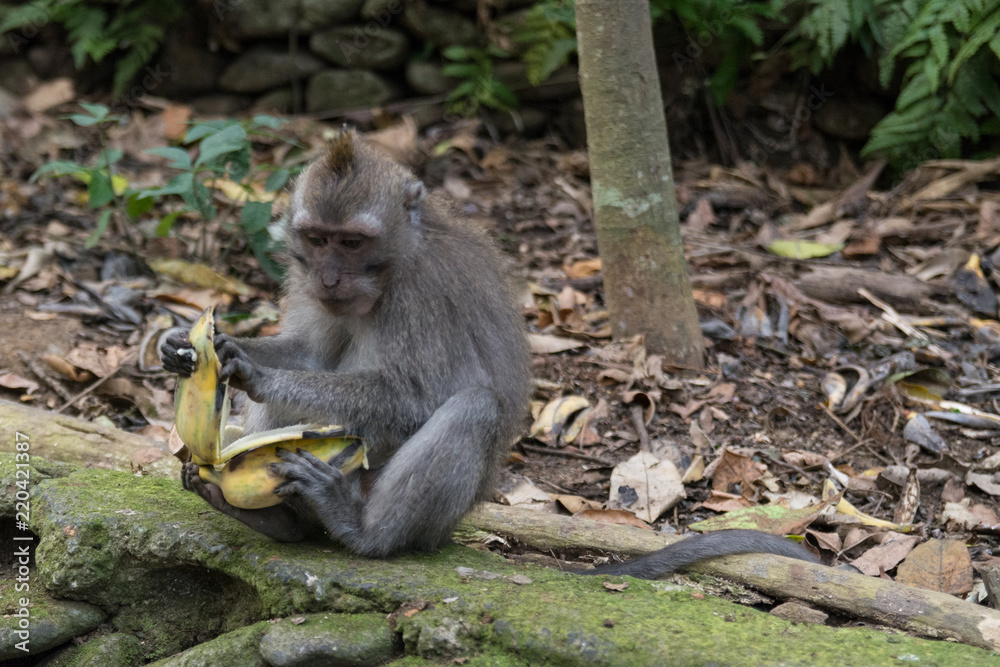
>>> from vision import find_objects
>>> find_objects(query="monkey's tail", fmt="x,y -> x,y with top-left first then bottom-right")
581,529 -> 822,579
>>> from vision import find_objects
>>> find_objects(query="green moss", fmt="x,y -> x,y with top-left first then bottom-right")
25,466 -> 1000,666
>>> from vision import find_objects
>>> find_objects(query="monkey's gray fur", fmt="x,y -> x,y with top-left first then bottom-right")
162,130 -> 826,576
164,129 -> 530,557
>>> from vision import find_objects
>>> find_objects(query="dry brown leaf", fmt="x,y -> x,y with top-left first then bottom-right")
602,581 -> 629,592
701,491 -> 753,512
63,343 -> 129,379
527,333 -> 585,354
366,116 -> 417,164
942,500 -> 999,530
564,258 -> 601,279
782,450 -> 827,468
686,198 -> 716,231
850,532 -> 920,576
609,451 -> 684,523
805,529 -> 842,553
895,538 -> 974,595
24,78 -> 75,112
711,449 -> 767,493
0,372 -> 39,395
574,509 -> 652,530
553,494 -> 602,514
161,104 -> 192,141
501,479 -> 553,511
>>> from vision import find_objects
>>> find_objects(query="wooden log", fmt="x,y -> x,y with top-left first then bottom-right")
0,399 -> 178,479
462,503 -> 1000,652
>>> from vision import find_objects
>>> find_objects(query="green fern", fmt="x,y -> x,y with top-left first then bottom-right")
863,0 -> 1000,167
1,0 -> 180,96
516,0 -> 576,86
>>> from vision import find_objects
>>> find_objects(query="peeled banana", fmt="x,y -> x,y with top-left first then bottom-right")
171,307 -> 366,509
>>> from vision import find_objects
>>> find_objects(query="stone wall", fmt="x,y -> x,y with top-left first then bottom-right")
0,0 -> 581,125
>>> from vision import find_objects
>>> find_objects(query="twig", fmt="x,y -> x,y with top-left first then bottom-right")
629,404 -> 651,452
519,442 -> 611,466
17,351 -> 73,401
821,404 -> 861,443
56,351 -> 135,413
857,287 -> 950,360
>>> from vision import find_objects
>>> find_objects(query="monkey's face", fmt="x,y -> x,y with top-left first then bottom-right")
293,223 -> 389,317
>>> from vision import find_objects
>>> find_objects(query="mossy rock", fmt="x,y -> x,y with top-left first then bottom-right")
15,459 -> 1000,665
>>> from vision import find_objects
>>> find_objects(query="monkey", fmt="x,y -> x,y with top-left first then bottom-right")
161,129 -> 826,577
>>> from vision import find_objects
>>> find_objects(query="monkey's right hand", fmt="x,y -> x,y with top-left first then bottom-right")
159,329 -> 196,377
216,335 -> 268,403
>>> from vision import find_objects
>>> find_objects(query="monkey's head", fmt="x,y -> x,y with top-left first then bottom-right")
285,129 -> 425,317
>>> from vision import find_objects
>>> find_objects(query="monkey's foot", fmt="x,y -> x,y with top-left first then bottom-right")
181,461 -> 229,511
272,448 -> 363,542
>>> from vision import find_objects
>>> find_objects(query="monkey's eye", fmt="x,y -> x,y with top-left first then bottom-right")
340,237 -> 364,250
306,235 -> 327,247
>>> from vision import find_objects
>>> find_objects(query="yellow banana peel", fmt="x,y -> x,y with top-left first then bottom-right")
173,307 -> 227,464
172,307 -> 367,509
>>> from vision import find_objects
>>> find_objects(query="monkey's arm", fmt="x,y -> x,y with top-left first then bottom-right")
216,338 -> 423,438
582,530 -> 821,578
216,334 -> 315,371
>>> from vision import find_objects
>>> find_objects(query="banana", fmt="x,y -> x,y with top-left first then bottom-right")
198,426 -> 366,509
172,307 -> 367,510
173,307 -> 227,464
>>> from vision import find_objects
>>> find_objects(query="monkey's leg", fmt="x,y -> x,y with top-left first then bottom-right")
181,462 -> 306,542
274,387 -> 500,557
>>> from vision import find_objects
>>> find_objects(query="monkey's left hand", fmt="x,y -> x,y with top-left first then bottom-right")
216,335 -> 269,402
271,447 -> 364,542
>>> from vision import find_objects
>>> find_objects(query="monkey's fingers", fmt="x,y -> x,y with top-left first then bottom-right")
160,331 -> 196,376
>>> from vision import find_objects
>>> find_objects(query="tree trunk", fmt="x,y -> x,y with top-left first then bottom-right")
575,0 -> 703,366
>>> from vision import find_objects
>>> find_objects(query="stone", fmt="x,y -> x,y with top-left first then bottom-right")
403,0 -> 479,47
189,94 -> 250,116
149,623 -> 269,667
494,61 -> 579,102
253,88 -> 297,114
225,0 -> 364,40
405,61 -> 455,96
359,0 -> 404,22
153,22 -> 227,97
306,69 -> 396,113
813,96 -> 888,140
488,106 -> 548,137
0,597 -> 105,661
259,614 -> 398,666
0,58 -> 38,96
310,25 -> 409,70
219,49 -> 326,94
58,633 -> 144,667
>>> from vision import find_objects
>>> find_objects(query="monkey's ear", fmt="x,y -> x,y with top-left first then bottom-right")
403,180 -> 426,226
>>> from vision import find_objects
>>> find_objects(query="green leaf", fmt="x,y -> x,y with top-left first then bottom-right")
31,161 -> 86,182
195,124 -> 248,168
767,239 -> 845,259
442,45 -> 470,61
85,210 -> 113,248
97,149 -> 123,168
146,147 -> 193,170
265,168 -> 291,192
78,101 -> 110,119
155,211 -> 183,237
88,171 -> 115,208
240,201 -> 273,235
125,192 -> 156,220
250,115 -> 285,130
185,121 -> 230,143
147,172 -> 195,197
